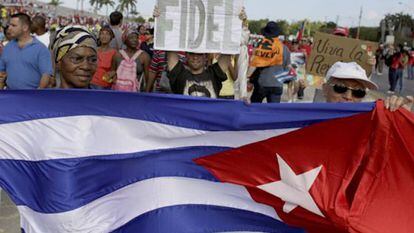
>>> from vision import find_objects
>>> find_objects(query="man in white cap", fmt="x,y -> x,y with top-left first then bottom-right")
322,61 -> 413,111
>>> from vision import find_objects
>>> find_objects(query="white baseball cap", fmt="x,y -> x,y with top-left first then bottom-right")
325,62 -> 378,90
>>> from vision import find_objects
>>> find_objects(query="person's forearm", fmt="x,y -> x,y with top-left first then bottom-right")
228,61 -> 237,81
167,52 -> 179,71
0,72 -> 7,90
247,66 -> 256,78
48,75 -> 56,88
38,74 -> 51,89
146,71 -> 157,92
143,69 -> 149,90
217,55 -> 231,73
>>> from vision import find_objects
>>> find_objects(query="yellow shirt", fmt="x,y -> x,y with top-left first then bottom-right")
1,9 -> 7,19
219,69 -> 235,97
215,56 -> 235,97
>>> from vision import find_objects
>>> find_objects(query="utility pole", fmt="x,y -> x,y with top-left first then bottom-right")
356,6 -> 363,39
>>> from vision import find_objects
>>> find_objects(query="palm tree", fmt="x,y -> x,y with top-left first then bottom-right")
117,0 -> 137,18
385,13 -> 414,32
89,0 -> 101,11
383,13 -> 414,44
48,0 -> 63,16
48,0 -> 63,7
100,0 -> 115,16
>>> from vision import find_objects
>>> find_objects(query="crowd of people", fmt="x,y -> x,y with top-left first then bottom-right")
1,3 -> 107,33
375,43 -> 414,94
0,6 -> 413,111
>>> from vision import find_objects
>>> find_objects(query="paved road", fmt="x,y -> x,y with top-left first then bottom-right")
0,190 -> 19,233
371,68 -> 414,97
1,68 -> 413,231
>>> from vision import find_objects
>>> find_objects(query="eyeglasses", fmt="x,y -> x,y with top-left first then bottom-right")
66,55 -> 98,65
329,84 -> 367,98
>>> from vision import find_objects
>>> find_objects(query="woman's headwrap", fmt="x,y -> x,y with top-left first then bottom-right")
122,28 -> 139,43
51,25 -> 97,64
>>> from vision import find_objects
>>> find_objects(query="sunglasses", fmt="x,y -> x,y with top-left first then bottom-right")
66,54 -> 98,65
330,84 -> 367,98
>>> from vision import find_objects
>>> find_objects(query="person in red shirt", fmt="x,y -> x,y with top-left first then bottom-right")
299,39 -> 312,58
408,48 -> 414,80
138,25 -> 148,44
90,26 -> 118,90
389,44 -> 408,93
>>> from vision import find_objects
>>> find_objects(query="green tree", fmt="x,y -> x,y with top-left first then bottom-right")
349,27 -> 380,41
48,0 -> 63,15
248,19 -> 269,35
89,0 -> 100,10
383,12 -> 414,44
275,20 -> 290,35
48,0 -> 63,7
89,0 -> 101,13
289,21 -> 302,35
384,12 -> 414,32
100,0 -> 115,16
117,0 -> 137,18
247,19 -> 289,36
134,15 -> 146,24
318,21 -> 337,34
307,21 -> 326,37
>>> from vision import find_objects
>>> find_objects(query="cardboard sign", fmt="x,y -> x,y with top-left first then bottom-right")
154,0 -> 243,54
307,32 -> 378,77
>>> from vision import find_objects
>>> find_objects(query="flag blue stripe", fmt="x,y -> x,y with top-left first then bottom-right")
0,146 -> 227,213
0,90 -> 375,131
112,205 -> 305,233
0,91 -> 376,233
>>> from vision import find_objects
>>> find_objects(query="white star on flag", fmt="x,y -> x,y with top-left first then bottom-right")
257,154 -> 325,217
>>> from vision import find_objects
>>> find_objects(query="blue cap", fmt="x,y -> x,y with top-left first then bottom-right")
261,21 -> 280,38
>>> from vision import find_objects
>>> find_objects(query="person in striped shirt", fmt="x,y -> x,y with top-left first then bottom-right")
145,50 -> 186,93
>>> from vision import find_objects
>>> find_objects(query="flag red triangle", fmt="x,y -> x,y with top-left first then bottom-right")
196,102 -> 414,233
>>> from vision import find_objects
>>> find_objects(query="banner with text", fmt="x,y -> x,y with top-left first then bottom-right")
154,0 -> 244,54
307,32 -> 378,77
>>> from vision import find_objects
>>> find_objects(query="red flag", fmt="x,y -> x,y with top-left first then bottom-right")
196,102 -> 414,233
296,21 -> 305,41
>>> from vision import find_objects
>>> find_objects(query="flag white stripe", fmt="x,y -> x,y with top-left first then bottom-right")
0,116 -> 296,161
18,177 -> 279,233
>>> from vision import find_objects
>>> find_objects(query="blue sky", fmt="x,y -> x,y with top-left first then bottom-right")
42,0 -> 414,27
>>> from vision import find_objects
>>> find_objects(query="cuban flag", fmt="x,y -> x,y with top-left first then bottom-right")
0,90 -> 413,233
274,68 -> 297,83
296,21 -> 306,42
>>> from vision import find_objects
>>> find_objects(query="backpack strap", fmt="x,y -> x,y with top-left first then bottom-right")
119,50 -> 130,60
131,50 -> 143,61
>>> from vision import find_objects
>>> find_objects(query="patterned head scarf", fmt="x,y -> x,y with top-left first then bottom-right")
122,28 -> 139,43
51,25 -> 97,64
